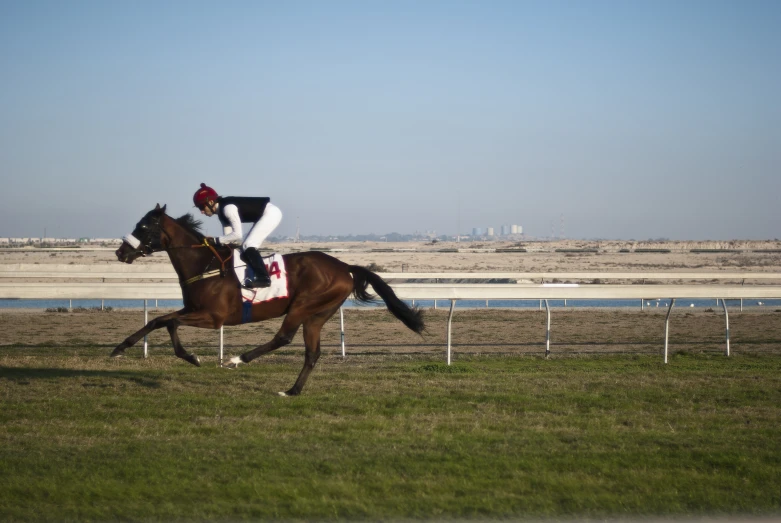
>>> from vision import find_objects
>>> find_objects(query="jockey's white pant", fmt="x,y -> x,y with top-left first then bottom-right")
243,202 -> 282,251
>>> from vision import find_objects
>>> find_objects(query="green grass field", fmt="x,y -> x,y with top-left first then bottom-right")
1,344 -> 780,521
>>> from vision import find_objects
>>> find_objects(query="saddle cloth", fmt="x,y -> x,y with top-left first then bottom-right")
233,251 -> 289,304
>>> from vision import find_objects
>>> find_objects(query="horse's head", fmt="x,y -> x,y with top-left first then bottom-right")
116,204 -> 169,263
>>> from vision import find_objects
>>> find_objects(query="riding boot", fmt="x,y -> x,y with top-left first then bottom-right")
242,247 -> 271,288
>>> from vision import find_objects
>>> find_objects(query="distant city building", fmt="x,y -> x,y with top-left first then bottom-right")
493,224 -> 524,237
472,227 -> 483,237
9,238 -> 39,244
91,238 -> 122,244
41,238 -> 79,244
487,227 -> 494,237
0,237 -> 123,246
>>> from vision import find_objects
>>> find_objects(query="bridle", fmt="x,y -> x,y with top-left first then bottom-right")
123,214 -> 233,285
123,217 -> 164,256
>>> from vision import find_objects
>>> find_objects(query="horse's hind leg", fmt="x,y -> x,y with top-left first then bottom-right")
282,308 -> 337,397
224,314 -> 303,368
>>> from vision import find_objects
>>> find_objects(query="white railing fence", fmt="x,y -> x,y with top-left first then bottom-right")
2,265 -> 781,364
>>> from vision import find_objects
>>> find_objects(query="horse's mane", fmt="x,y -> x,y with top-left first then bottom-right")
174,213 -> 206,240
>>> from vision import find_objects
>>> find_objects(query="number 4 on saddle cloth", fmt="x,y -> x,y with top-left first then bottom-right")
233,250 -> 289,310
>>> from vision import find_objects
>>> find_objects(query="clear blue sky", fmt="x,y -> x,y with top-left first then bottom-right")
1,0 -> 779,240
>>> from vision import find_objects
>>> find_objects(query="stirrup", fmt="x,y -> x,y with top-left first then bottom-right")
243,276 -> 271,289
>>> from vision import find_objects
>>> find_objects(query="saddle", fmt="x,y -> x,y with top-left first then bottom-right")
232,250 -> 289,304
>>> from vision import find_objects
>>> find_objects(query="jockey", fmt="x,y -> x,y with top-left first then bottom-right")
192,183 -> 282,288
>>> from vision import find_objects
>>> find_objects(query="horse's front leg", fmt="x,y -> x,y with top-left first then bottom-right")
166,310 -> 226,365
112,309 -> 221,366
111,310 -> 184,357
166,322 -> 201,367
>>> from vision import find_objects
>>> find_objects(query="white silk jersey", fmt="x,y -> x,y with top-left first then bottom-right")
216,202 -> 283,251
216,204 -> 243,245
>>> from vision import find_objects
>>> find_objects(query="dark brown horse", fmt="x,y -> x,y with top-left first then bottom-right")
113,204 -> 424,395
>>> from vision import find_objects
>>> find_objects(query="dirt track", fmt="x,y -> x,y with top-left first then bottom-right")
3,306 -> 780,364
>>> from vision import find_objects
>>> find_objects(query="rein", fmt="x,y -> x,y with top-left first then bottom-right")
183,269 -> 222,286
174,238 -> 233,286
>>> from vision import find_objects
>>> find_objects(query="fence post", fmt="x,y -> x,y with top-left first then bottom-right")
340,307 -> 346,358
721,299 -> 730,357
545,299 -> 551,358
143,299 -> 148,358
664,299 -> 676,364
219,326 -> 224,365
447,300 -> 456,365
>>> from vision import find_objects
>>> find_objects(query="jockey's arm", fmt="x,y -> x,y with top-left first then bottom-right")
215,204 -> 244,246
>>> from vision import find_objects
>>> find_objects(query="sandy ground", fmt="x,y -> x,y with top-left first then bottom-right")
3,239 -> 781,273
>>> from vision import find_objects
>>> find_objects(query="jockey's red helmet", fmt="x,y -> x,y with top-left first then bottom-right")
193,183 -> 218,208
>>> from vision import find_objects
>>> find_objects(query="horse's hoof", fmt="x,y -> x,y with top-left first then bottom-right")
187,354 -> 201,367
277,391 -> 289,397
110,350 -> 124,358
221,356 -> 242,369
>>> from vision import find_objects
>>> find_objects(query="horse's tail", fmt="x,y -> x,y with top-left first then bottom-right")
348,265 -> 425,334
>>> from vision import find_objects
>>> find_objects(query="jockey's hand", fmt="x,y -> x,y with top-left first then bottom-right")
205,236 -> 216,245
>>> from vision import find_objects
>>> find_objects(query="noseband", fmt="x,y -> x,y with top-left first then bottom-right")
123,217 -> 232,284
124,216 -> 166,256
122,233 -> 154,256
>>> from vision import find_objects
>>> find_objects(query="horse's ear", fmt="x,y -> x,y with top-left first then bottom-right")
154,203 -> 167,212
